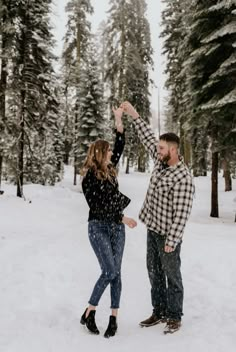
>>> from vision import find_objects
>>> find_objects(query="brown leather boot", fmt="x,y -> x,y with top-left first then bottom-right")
140,313 -> 166,327
163,319 -> 181,334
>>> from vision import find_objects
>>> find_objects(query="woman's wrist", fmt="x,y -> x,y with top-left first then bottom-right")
115,118 -> 123,127
116,121 -> 124,133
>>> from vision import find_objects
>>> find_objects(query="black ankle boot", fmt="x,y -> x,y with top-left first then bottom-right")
80,309 -> 100,335
104,315 -> 118,338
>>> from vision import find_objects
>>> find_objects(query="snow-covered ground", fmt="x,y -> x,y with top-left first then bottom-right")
0,166 -> 235,352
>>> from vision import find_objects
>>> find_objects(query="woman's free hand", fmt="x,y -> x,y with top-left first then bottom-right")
122,216 -> 137,229
112,106 -> 124,133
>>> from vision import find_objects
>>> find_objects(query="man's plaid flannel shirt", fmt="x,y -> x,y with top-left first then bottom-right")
134,117 -> 194,250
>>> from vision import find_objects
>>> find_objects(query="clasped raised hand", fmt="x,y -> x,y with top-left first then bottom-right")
120,101 -> 139,120
112,106 -> 124,133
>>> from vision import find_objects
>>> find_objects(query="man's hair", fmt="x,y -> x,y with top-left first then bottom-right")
159,133 -> 180,147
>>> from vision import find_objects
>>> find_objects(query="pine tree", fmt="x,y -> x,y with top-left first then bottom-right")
27,80 -> 63,186
76,41 -> 106,169
200,0 -> 236,194
105,0 -> 153,172
59,72 -> 74,165
95,21 -> 112,140
0,0 -> 15,188
62,0 -> 93,185
3,0 -> 62,196
96,20 -> 107,95
161,0 -> 192,167
183,0 -> 236,216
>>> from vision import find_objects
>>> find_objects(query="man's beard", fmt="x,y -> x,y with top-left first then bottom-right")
159,151 -> 171,164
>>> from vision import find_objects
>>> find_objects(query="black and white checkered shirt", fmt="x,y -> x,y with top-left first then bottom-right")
134,118 -> 194,249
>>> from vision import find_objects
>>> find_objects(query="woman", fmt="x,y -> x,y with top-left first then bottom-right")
80,106 -> 137,338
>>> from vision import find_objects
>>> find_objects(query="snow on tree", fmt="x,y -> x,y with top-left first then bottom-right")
0,0 -> 63,196
161,0 -> 193,167
76,40 -> 106,169
183,0 -> 236,215
62,0 -> 93,185
104,0 -> 153,172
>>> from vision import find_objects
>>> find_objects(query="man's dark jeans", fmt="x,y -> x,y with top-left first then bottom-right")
88,220 -> 125,309
147,230 -> 183,321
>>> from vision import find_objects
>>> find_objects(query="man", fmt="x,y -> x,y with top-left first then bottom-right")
121,101 -> 194,334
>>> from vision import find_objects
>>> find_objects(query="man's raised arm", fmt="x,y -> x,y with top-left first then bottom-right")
121,101 -> 158,161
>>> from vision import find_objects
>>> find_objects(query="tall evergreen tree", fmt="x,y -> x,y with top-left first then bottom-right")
3,0 -> 62,196
161,0 -> 236,217
183,0 -> 236,216
0,0 -> 15,188
96,20 -> 107,94
62,0 -> 93,185
59,72 -> 74,165
76,41 -> 106,169
161,0 -> 193,167
105,0 -> 153,172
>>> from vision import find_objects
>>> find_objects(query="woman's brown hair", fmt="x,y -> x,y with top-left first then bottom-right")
81,140 -> 117,181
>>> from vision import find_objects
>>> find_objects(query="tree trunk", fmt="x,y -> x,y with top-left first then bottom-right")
137,144 -> 146,172
73,98 -> 79,186
222,158 -> 232,192
17,91 -> 25,197
0,155 -> 2,189
63,92 -> 71,165
192,133 -> 207,176
74,162 -> 77,185
17,126 -> 24,197
210,151 -> 219,218
0,28 -> 7,188
193,155 -> 207,177
125,157 -> 130,174
16,119 -> 24,197
118,0 -> 125,100
200,156 -> 207,176
73,22 -> 82,186
138,156 -> 145,172
183,138 -> 191,168
179,125 -> 191,167
64,139 -> 71,165
179,125 -> 185,161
